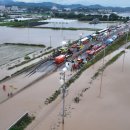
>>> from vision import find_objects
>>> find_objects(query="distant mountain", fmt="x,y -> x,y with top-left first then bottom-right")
0,1 -> 86,9
3,0 -> 12,1
87,4 -> 103,9
0,0 -> 13,4
0,0 -> 130,12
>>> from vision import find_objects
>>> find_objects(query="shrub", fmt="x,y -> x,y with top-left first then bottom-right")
10,114 -> 35,130
24,55 -> 31,60
74,97 -> 80,103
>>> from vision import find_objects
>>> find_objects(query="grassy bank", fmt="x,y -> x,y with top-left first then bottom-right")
4,43 -> 46,48
0,19 -> 47,27
10,114 -> 35,130
35,26 -> 100,31
127,45 -> 130,49
44,32 -> 130,105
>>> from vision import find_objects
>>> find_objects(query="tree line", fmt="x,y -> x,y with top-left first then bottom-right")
54,12 -> 129,22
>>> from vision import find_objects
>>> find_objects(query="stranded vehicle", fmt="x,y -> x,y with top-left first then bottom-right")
55,55 -> 66,64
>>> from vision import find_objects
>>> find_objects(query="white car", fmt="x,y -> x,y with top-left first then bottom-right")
112,35 -> 118,40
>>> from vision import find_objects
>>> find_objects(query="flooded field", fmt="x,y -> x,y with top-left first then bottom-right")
0,26 -> 94,47
0,19 -> 118,47
0,45 -> 42,66
118,12 -> 130,17
38,18 -> 117,29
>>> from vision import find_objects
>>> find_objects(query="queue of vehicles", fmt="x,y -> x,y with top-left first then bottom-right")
27,23 -> 129,76
54,24 -> 126,66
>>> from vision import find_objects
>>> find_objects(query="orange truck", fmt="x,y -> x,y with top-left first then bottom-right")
55,55 -> 66,64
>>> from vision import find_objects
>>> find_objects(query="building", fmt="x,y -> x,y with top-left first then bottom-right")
64,8 -> 71,12
0,12 -> 3,16
11,6 -> 18,11
98,9 -> 112,14
0,5 -> 5,11
51,6 -> 58,11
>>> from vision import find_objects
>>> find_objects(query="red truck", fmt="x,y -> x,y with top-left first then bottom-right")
55,55 -> 66,64
86,50 -> 95,55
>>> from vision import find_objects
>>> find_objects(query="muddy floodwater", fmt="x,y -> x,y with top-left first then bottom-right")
0,20 -> 117,47
0,26 -> 94,47
38,18 -> 117,29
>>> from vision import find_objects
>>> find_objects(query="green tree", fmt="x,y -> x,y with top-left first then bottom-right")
109,13 -> 119,21
102,15 -> 108,21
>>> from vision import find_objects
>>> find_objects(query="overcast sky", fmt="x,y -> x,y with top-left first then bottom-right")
15,0 -> 130,7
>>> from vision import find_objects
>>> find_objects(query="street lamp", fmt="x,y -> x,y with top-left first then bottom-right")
50,36 -> 52,47
79,33 -> 83,45
59,64 -> 72,128
27,20 -> 30,44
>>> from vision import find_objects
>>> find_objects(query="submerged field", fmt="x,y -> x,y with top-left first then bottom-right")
0,45 -> 43,66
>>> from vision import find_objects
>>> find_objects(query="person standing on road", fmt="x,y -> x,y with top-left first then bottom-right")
2,85 -> 6,91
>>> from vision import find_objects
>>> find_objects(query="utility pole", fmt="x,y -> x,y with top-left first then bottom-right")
122,26 -> 129,72
27,20 -> 30,44
79,33 -> 83,45
62,83 -> 65,125
50,36 -> 52,47
94,23 -> 96,32
99,41 -> 106,97
59,70 -> 66,125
